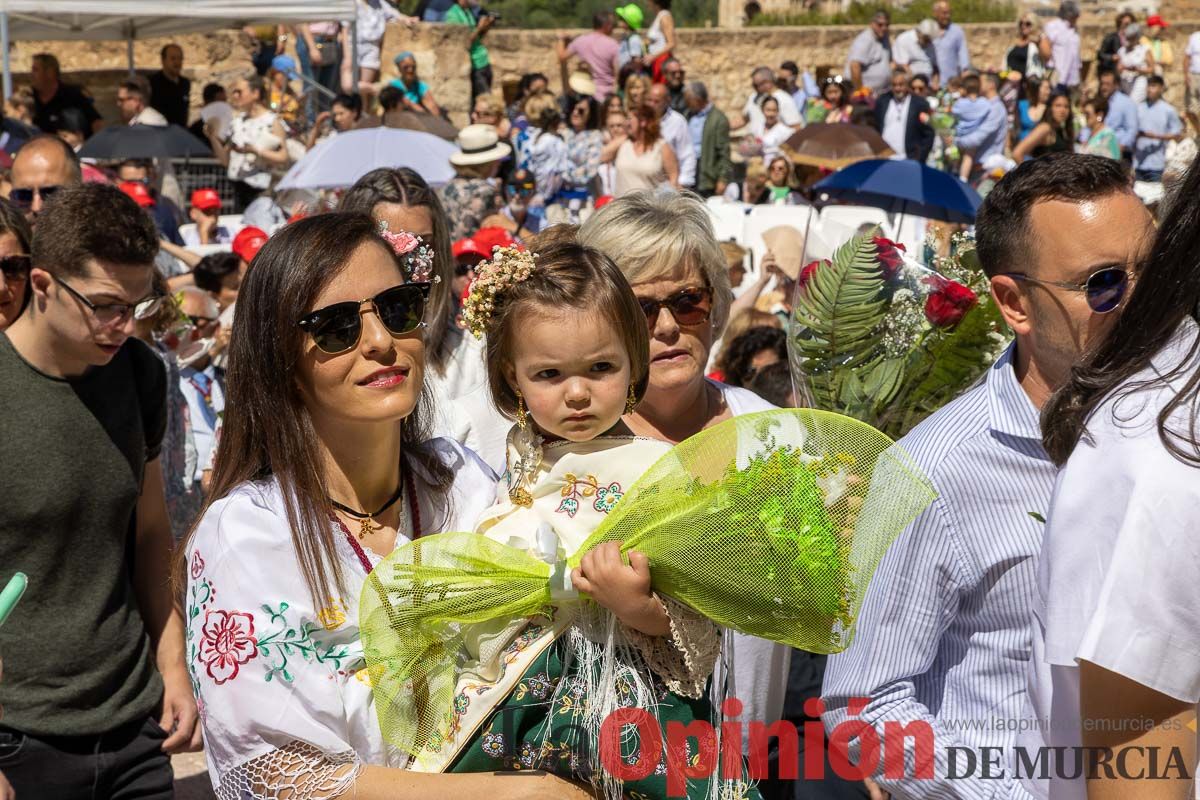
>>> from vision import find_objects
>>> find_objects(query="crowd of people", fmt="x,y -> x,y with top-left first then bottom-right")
1,3 -> 1200,800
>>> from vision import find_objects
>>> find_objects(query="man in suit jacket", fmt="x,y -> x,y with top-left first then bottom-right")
684,81 -> 733,197
875,69 -> 935,163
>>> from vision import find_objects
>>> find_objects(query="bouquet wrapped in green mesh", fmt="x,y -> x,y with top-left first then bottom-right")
360,409 -> 936,757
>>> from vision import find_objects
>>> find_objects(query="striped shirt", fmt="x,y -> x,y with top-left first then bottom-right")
821,344 -> 1056,799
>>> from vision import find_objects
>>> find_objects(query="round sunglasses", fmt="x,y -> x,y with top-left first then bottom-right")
636,287 -> 713,327
297,283 -> 430,355
999,267 -> 1129,313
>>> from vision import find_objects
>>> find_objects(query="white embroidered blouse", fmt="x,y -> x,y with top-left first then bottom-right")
185,438 -> 497,799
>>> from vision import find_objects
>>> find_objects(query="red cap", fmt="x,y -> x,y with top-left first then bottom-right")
1147,14 -> 1168,26
190,188 -> 222,212
232,226 -> 268,264
118,181 -> 154,208
594,195 -> 614,210
454,227 -> 518,261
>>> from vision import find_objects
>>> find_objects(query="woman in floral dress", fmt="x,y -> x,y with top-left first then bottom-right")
182,212 -> 593,800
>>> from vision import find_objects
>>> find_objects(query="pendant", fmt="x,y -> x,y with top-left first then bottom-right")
358,516 -> 382,539
509,486 -> 534,508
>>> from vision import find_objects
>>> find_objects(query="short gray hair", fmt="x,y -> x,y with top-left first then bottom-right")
751,66 -> 774,84
1059,0 -> 1080,18
577,189 -> 733,335
684,81 -> 708,103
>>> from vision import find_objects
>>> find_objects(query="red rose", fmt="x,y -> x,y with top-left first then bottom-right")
798,259 -> 828,288
924,279 -> 978,328
873,237 -> 907,279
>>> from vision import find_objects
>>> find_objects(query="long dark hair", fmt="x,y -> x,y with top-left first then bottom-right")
1047,90 -> 1075,143
177,213 -> 452,607
340,168 -> 457,373
0,198 -> 32,316
1043,158 -> 1200,466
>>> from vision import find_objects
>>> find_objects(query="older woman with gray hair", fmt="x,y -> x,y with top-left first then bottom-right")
576,188 -> 790,740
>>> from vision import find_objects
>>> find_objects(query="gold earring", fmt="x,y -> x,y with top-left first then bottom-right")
624,384 -> 638,415
515,390 -> 528,430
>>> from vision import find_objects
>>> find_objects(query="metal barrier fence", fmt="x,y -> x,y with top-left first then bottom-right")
169,158 -> 238,213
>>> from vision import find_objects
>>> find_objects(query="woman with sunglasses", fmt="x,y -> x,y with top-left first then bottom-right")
481,168 -> 544,240
180,212 -> 592,800
577,188 -> 791,758
342,167 -> 508,470
1006,13 -> 1046,90
1023,159 -> 1200,800
0,198 -> 32,330
561,95 -> 604,196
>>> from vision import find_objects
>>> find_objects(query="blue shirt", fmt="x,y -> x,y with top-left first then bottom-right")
687,103 -> 710,156
822,345 -> 1056,799
957,95 -> 1008,163
1105,90 -> 1138,150
389,77 -> 428,107
934,22 -> 971,79
1134,98 -> 1182,173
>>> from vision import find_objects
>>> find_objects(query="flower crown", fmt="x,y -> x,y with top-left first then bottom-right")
378,221 -> 438,284
461,245 -> 536,338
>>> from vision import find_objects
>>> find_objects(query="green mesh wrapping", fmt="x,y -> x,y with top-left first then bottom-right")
360,409 -> 936,758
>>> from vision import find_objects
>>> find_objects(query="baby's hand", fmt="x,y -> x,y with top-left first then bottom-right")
571,542 -> 670,637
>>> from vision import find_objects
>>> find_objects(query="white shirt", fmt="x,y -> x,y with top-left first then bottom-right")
893,29 -> 936,77
179,364 -> 225,484
200,101 -> 234,141
1019,317 -> 1200,799
1187,31 -> 1200,73
742,88 -> 802,130
659,107 -> 697,187
188,439 -> 497,790
131,106 -> 167,126
756,121 -> 793,162
881,93 -> 911,157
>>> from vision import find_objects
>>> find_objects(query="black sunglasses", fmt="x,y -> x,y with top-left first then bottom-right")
0,254 -> 30,280
186,313 -> 219,327
1000,267 -> 1129,313
11,185 -> 62,209
637,287 -> 713,327
298,283 -> 430,355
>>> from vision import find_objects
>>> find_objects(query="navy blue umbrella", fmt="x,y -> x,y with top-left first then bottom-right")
813,159 -> 982,224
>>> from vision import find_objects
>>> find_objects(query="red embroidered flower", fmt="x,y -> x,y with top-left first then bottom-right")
200,610 -> 259,685
798,259 -> 829,289
190,550 -> 205,580
924,279 -> 978,328
873,237 -> 907,280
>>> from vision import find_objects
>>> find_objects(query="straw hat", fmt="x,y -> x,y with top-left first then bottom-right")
568,70 -> 597,98
449,124 -> 512,166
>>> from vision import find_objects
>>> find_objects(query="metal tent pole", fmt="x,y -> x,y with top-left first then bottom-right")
1,13 -> 11,101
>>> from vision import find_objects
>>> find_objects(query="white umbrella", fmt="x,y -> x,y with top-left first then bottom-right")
277,128 -> 458,191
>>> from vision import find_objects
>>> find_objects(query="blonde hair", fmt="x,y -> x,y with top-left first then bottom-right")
1018,12 -> 1041,33
473,93 -> 504,117
577,189 -> 733,336
719,240 -> 748,269
523,90 -> 561,131
624,74 -> 653,112
745,156 -> 768,184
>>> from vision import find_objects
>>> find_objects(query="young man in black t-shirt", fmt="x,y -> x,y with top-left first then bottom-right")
0,183 -> 200,795
148,44 -> 191,129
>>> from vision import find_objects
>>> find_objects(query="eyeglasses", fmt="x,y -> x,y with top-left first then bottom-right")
11,185 -> 62,209
999,267 -> 1130,313
637,287 -> 713,327
297,283 -> 430,355
0,255 -> 30,281
52,274 -> 165,325
186,313 -> 219,327
507,182 -> 536,197
665,69 -> 684,77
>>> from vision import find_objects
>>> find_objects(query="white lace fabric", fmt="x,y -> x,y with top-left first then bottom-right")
215,741 -> 364,800
625,593 -> 722,699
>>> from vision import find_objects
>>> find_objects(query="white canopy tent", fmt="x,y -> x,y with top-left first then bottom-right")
0,0 -> 357,97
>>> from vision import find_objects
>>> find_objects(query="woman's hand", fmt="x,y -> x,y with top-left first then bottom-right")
572,542 -> 669,636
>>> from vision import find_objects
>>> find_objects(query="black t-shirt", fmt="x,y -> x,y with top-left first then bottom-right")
0,333 -> 167,737
33,83 -> 101,135
148,70 -> 191,128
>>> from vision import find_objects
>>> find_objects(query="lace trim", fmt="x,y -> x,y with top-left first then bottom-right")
624,594 -> 721,699
215,741 -> 364,800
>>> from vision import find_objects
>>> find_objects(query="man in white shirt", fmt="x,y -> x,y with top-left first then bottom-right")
893,19 -> 940,80
176,287 -> 226,490
1185,30 -> 1200,132
741,66 -> 802,131
648,83 -> 696,189
117,78 -> 167,126
1040,0 -> 1082,90
875,69 -> 933,162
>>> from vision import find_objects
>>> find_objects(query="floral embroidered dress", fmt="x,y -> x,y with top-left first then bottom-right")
186,439 -> 497,800
416,432 -> 741,800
